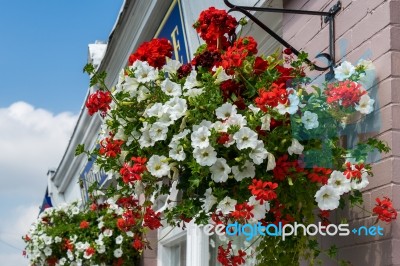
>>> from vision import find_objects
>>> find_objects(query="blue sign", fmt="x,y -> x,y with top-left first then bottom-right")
155,0 -> 189,64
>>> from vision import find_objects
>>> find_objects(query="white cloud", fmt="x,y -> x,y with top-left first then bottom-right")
0,101 -> 78,264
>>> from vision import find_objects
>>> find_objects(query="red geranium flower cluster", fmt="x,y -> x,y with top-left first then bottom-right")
193,7 -> 237,48
120,156 -> 147,184
117,209 -> 140,232
255,83 -> 289,112
269,200 -> 295,226
325,80 -> 367,107
79,220 -> 89,229
85,90 -> 112,117
221,37 -> 258,74
248,179 -> 278,203
217,241 -> 246,266
99,135 -> 124,158
128,38 -> 173,68
273,154 -> 304,181
230,202 -> 254,221
344,162 -> 364,179
143,207 -> 162,230
307,166 -> 333,184
373,197 -> 397,223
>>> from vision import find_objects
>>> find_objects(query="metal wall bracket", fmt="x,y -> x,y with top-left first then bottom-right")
224,0 -> 341,80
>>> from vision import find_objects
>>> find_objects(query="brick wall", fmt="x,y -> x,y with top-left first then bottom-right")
283,0 -> 400,265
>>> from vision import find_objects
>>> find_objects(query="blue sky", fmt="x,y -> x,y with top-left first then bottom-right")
0,1 -> 123,264
0,0 -> 123,114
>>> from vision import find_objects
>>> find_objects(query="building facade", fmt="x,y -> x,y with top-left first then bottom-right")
46,0 -> 400,265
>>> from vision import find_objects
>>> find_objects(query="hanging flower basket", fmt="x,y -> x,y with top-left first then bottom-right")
24,6 -> 396,266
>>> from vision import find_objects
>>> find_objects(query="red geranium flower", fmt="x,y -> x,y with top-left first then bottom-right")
193,7 -> 237,47
85,90 -> 112,117
128,38 -> 173,68
325,80 -> 367,107
373,197 -> 397,223
230,202 -> 254,221
307,166 -> 333,184
99,135 -> 124,158
143,207 -> 162,230
79,220 -> 89,229
248,179 -> 278,203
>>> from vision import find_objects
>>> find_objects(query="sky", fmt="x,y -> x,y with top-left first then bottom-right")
0,1 -> 123,265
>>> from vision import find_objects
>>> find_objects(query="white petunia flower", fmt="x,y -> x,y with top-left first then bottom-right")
165,97 -> 187,121
233,127 -> 258,150
213,66 -> 232,84
169,143 -> 186,161
171,129 -> 191,142
276,92 -> 299,115
137,85 -> 151,102
149,122 -> 168,142
132,61 -> 158,83
210,158 -> 231,182
232,160 -> 255,181
249,140 -> 268,165
215,102 -> 237,120
183,87 -> 204,98
201,188 -> 217,212
266,152 -> 276,171
314,185 -> 341,210
226,113 -> 247,128
248,104 -> 260,114
184,70 -> 201,90
334,61 -> 355,81
115,235 -> 123,245
97,245 -> 106,254
138,123 -> 155,148
328,170 -> 351,195
217,196 -> 237,215
260,114 -> 271,131
301,111 -> 319,130
122,76 -> 139,97
147,155 -> 170,177
161,78 -> 182,96
355,94 -> 374,114
287,139 -> 304,155
193,146 -> 217,166
351,172 -> 369,190
163,59 -> 182,74
191,126 -> 211,149
144,103 -> 167,118
193,120 -> 213,131
43,246 -> 52,256
248,196 -> 270,222
114,248 -> 123,258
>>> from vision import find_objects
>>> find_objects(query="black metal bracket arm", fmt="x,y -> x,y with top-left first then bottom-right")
224,0 -> 341,80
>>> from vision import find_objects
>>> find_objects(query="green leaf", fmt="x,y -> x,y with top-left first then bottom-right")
83,63 -> 95,74
327,245 -> 338,258
75,144 -> 85,156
